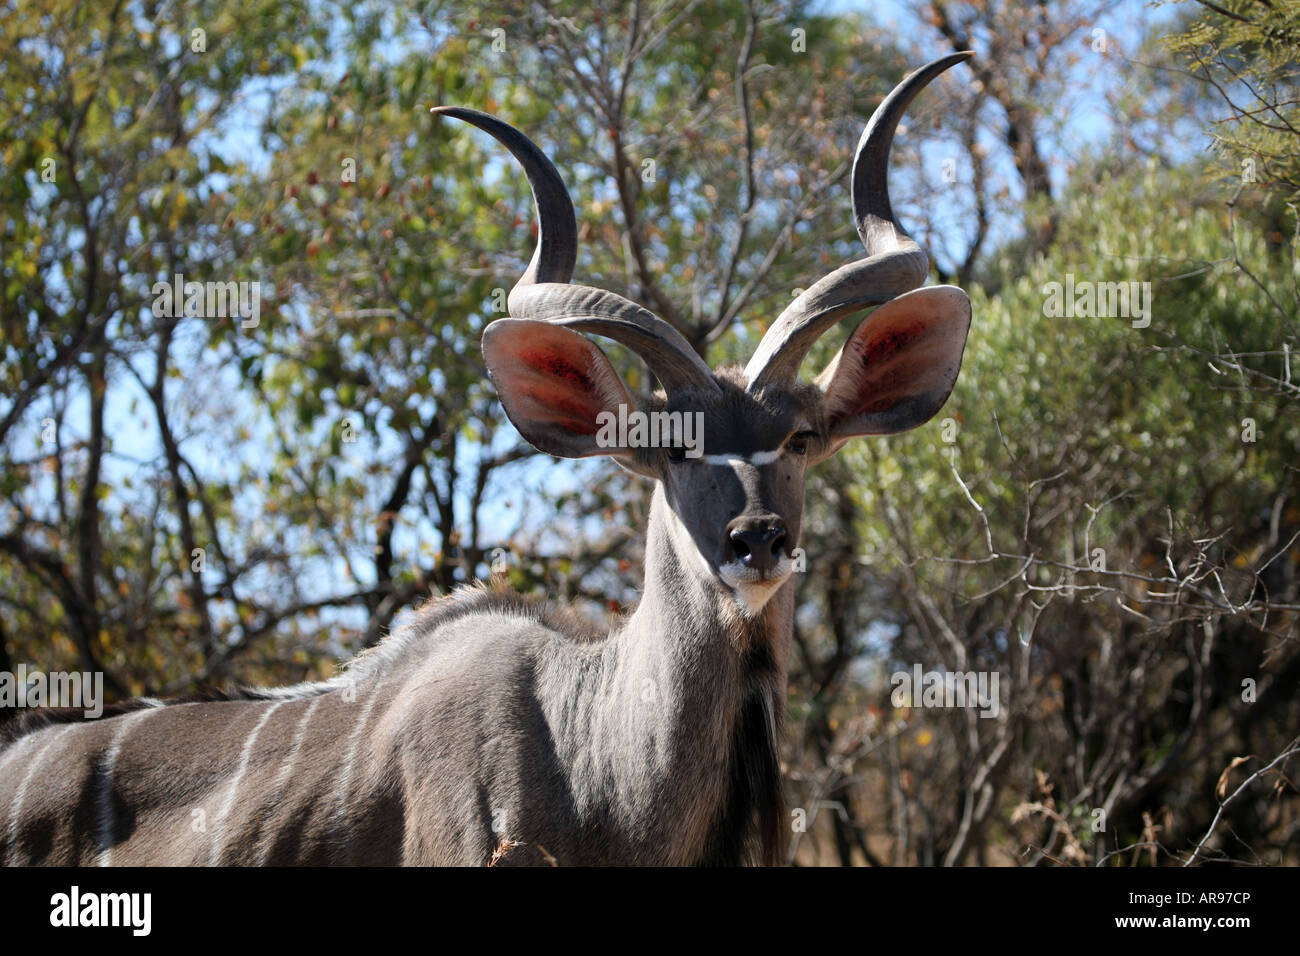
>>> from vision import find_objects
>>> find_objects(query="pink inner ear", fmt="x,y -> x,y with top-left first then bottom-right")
858,320 -> 930,365
820,286 -> 971,435
837,320 -> 948,418
503,339 -> 617,436
520,348 -> 598,394
518,383 -> 604,435
483,319 -> 635,454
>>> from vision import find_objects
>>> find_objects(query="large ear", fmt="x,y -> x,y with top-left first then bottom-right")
813,285 -> 971,457
482,318 -> 639,463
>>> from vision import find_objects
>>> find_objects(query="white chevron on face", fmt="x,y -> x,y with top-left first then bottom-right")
701,449 -> 781,467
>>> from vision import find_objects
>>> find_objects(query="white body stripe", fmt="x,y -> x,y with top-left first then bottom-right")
4,728 -> 65,864
96,708 -> 160,866
209,700 -> 284,865
256,695 -> 324,865
329,686 -> 379,863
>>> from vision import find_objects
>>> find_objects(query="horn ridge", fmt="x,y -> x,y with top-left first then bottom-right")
508,284 -> 720,395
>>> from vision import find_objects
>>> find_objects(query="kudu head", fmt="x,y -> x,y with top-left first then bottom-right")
434,52 -> 972,619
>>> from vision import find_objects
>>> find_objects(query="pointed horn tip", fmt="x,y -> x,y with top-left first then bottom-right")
901,50 -> 974,85
430,106 -> 505,130
430,105 -> 477,120
893,51 -> 974,88
928,50 -> 974,66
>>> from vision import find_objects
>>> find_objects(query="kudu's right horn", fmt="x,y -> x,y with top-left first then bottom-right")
743,51 -> 973,390
431,106 -> 719,396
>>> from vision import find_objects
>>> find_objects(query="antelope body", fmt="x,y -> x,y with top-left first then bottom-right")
0,53 -> 973,866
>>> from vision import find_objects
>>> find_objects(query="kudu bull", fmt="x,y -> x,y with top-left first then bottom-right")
0,52 -> 972,866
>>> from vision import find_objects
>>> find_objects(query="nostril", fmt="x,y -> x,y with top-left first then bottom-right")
729,529 -> 752,560
771,531 -> 787,557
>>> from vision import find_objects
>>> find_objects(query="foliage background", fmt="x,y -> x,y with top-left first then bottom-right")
2,0 -> 1297,864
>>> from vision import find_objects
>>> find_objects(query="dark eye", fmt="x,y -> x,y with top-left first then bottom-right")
666,446 -> 687,463
787,432 -> 814,456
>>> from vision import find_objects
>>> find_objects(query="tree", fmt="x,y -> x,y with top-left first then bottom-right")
1167,0 -> 1300,202
2,0 -> 1294,866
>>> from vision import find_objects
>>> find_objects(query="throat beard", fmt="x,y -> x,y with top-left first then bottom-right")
699,671 -> 785,866
718,578 -> 789,657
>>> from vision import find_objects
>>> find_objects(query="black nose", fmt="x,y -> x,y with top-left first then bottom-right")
725,516 -> 788,573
